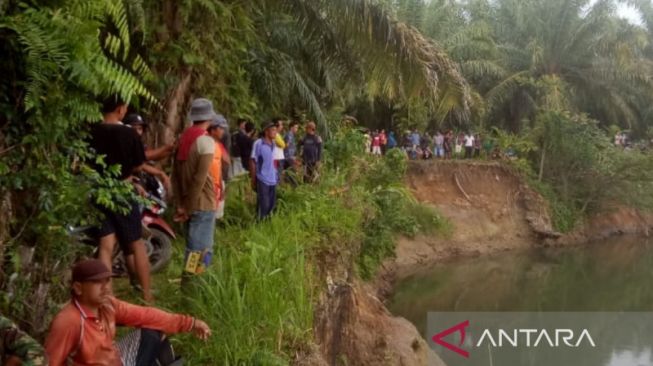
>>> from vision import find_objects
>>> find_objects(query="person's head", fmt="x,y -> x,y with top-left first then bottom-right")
101,95 -> 128,121
237,118 -> 248,130
124,113 -> 147,137
245,121 -> 255,135
305,121 -> 317,135
263,121 -> 277,140
272,117 -> 285,133
70,259 -> 112,307
189,98 -> 216,125
208,114 -> 228,140
289,121 -> 299,133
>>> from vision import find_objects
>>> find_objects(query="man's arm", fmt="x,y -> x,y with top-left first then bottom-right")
187,146 -> 214,209
141,164 -> 171,193
249,157 -> 257,191
145,144 -> 174,161
44,312 -> 79,366
317,136 -> 323,162
113,298 -> 192,333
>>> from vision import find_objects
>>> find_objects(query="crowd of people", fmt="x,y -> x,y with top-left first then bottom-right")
364,129 -> 500,160
1,96 -> 324,366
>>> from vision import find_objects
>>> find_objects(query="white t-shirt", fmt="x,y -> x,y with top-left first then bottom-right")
273,145 -> 285,160
464,135 -> 475,147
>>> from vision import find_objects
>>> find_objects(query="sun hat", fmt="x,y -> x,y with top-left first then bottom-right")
189,98 -> 216,122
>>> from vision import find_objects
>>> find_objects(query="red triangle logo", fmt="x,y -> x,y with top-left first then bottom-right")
431,320 -> 470,358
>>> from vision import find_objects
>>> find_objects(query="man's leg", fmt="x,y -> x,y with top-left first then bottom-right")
98,233 -> 117,273
269,184 -> 277,215
117,329 -> 174,366
258,181 -> 272,219
130,240 -> 152,302
135,329 -> 167,366
183,210 -> 216,277
115,201 -> 151,301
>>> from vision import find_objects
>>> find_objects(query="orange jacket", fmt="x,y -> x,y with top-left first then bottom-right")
45,297 -> 194,366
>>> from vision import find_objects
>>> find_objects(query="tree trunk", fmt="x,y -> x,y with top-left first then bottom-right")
538,146 -> 546,181
0,190 -> 11,285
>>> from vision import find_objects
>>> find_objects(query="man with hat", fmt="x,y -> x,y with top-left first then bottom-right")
171,98 -> 217,278
124,114 -> 175,162
249,121 -> 279,219
45,259 -> 211,366
124,113 -> 172,195
207,114 -> 229,220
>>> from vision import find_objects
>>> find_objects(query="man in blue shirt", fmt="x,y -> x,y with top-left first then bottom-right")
250,122 -> 279,219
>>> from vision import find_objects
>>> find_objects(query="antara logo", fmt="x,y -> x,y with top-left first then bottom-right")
432,320 -> 596,358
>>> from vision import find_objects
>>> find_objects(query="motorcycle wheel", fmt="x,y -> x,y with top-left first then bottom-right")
146,228 -> 173,273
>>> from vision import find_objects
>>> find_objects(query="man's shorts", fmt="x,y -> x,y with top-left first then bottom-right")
96,200 -> 142,255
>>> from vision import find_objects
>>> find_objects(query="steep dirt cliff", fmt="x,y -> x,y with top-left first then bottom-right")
376,160 -> 653,298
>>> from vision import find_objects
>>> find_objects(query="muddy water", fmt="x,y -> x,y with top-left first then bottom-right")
388,236 -> 653,365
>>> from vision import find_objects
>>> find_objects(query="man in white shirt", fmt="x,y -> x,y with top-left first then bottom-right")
464,133 -> 475,159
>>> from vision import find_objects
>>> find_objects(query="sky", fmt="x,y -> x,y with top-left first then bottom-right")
616,3 -> 644,25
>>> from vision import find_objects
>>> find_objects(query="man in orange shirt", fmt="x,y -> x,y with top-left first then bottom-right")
45,259 -> 211,366
207,114 -> 228,219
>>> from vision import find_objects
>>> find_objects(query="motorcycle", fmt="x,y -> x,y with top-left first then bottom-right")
68,177 -> 175,275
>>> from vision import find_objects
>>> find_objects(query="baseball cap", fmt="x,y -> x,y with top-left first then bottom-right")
72,259 -> 112,282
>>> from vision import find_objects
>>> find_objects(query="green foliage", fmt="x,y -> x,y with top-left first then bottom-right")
0,0 -> 154,332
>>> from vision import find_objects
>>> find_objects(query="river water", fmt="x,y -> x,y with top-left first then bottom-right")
388,236 -> 653,366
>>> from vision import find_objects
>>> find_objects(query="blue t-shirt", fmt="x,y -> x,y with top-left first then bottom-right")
253,139 -> 278,186
410,133 -> 421,146
284,131 -> 296,159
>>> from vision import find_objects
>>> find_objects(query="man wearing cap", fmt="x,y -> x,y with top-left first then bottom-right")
124,114 -> 175,162
124,114 -> 172,194
207,114 -> 229,220
90,96 -> 152,302
249,121 -> 279,219
45,259 -> 211,366
171,98 -> 216,278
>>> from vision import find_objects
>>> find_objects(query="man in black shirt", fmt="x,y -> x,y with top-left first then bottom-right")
299,121 -> 322,183
89,95 -> 152,302
236,121 -> 256,171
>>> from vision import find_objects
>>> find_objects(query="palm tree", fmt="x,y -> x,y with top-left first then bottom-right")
484,0 -> 653,131
140,0 -> 470,137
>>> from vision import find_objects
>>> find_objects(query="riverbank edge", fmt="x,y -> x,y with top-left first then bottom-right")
372,161 -> 653,301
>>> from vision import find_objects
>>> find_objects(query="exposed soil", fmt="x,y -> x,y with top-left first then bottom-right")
375,160 -> 653,299
374,161 -> 554,297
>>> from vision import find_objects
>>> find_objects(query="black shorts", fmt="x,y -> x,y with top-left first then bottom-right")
96,200 -> 142,255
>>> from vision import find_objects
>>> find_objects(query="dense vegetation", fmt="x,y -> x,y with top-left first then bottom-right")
2,0 -> 653,362
0,0 -> 461,332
